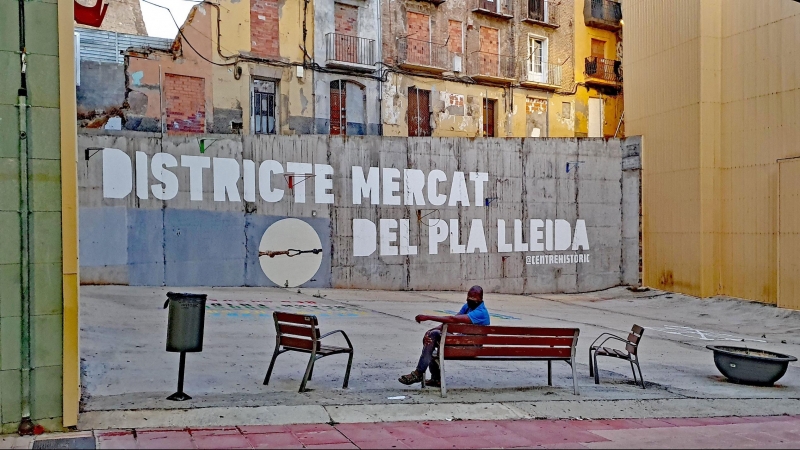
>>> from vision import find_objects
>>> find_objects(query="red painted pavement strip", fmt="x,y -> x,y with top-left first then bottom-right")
94,431 -> 138,449
242,432 -> 305,449
92,417 -> 800,449
135,430 -> 196,449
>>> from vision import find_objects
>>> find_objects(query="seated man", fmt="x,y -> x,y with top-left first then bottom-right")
398,285 -> 490,387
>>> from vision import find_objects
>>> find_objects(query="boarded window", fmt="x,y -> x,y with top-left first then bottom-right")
591,38 -> 605,59
251,0 -> 280,57
165,74 -> 205,134
335,3 -> 358,35
448,20 -> 463,54
408,87 -> 432,137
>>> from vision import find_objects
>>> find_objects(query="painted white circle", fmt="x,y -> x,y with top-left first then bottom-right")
259,219 -> 323,288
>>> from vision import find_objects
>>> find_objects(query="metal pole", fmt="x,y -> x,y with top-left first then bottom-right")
167,352 -> 191,401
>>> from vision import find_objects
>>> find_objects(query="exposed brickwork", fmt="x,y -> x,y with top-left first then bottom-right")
447,20 -> 463,54
251,0 -> 280,57
335,3 -> 359,35
479,27 -> 499,74
164,74 -> 205,134
407,11 -> 430,41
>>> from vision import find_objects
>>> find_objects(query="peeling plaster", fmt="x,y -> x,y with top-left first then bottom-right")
131,71 -> 144,86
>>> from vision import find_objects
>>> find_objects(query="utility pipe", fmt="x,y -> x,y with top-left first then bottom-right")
17,0 -> 33,433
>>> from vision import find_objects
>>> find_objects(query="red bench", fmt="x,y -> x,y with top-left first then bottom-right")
437,324 -> 580,397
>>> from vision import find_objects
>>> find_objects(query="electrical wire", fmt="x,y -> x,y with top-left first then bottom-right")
140,0 -> 237,66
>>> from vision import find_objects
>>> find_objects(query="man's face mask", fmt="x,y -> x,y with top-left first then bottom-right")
467,299 -> 480,310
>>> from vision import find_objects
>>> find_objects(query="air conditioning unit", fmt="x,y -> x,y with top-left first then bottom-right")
453,55 -> 462,72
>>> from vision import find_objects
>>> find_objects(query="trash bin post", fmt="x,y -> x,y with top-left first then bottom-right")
163,292 -> 207,401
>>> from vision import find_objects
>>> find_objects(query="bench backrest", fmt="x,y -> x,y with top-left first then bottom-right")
626,324 -> 644,355
273,312 -> 321,351
442,324 -> 579,359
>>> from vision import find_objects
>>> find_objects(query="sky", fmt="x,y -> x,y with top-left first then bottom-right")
140,0 -> 199,39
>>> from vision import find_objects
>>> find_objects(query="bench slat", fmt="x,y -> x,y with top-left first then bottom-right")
275,312 -> 318,326
443,346 -> 572,359
280,336 -> 318,351
445,335 -> 574,347
447,324 -> 578,337
278,323 -> 320,339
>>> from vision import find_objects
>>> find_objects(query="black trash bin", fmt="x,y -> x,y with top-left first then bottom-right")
163,292 -> 207,401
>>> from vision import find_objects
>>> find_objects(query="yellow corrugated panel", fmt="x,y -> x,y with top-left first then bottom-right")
779,158 -> 800,309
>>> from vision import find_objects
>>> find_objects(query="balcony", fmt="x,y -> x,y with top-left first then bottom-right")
522,0 -> 559,28
472,0 -> 514,20
584,0 -> 622,31
520,61 -> 562,89
325,33 -> 376,72
417,0 -> 446,4
468,51 -> 517,84
396,38 -> 453,74
585,56 -> 622,86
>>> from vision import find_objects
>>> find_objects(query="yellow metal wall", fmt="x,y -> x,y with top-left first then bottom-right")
625,0 -> 800,305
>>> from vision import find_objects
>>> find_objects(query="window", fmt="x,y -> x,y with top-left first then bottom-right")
527,36 -> 547,83
252,79 -> 277,135
407,87 -> 432,137
562,102 -> 572,120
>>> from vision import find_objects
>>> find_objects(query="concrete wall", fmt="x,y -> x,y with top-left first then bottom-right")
76,61 -> 126,113
77,131 -> 640,293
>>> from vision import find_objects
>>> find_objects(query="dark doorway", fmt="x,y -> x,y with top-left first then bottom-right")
407,87 -> 432,137
483,98 -> 496,137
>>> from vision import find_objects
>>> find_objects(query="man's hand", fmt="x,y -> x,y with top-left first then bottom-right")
423,332 -> 433,346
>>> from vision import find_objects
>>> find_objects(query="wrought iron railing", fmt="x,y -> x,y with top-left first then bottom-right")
469,52 -> 517,79
473,0 -> 514,17
589,0 -> 622,23
325,33 -> 375,66
522,60 -> 562,86
396,38 -> 453,71
526,0 -> 559,25
585,56 -> 622,83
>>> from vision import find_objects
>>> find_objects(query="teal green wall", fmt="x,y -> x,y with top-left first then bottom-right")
0,0 -> 64,433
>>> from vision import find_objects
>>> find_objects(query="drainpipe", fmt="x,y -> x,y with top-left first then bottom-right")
17,0 -> 34,435
376,0 -> 383,135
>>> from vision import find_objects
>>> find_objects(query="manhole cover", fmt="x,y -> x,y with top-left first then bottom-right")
32,436 -> 96,449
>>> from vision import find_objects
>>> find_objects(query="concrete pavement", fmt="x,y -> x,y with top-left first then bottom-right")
78,286 -> 800,430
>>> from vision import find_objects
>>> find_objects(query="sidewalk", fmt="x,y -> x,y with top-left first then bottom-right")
77,285 -> 800,430
6,416 -> 800,449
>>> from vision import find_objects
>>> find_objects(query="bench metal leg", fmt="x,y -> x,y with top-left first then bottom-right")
635,360 -> 645,389
588,349 -> 594,377
263,348 -> 282,385
299,354 -> 316,393
593,352 -> 600,385
571,358 -> 580,395
342,350 -> 353,389
547,360 -> 552,386
629,361 -> 637,385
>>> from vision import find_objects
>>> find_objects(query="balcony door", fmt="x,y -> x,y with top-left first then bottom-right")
528,0 -> 547,22
528,36 -> 547,83
481,0 -> 497,13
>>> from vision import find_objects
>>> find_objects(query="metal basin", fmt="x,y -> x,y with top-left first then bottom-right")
707,345 -> 797,386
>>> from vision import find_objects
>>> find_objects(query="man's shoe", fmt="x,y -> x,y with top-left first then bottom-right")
425,379 -> 441,388
398,371 -> 424,385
